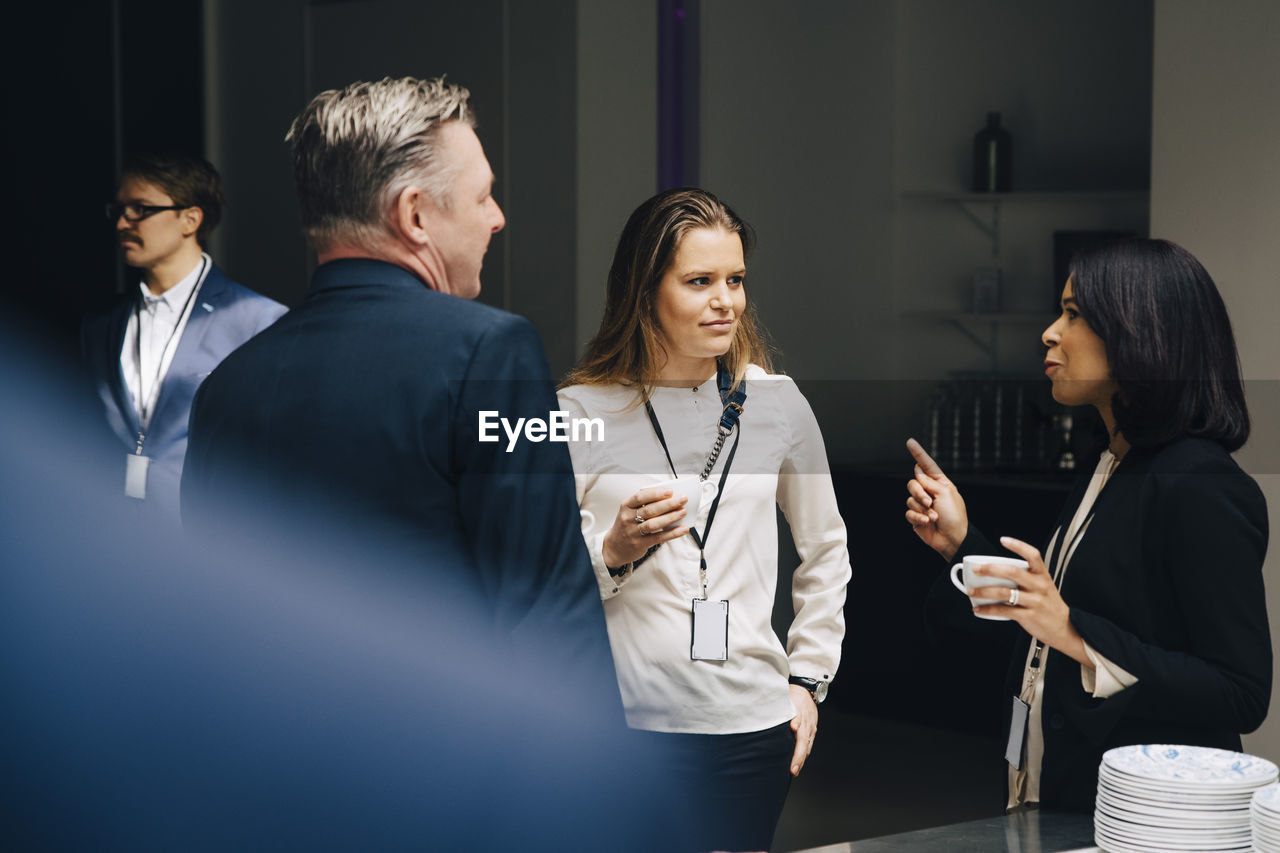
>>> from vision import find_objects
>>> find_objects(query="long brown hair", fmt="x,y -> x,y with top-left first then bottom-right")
561,187 -> 774,399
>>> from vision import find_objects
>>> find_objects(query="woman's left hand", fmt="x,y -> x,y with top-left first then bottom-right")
971,536 -> 1089,667
788,684 -> 818,777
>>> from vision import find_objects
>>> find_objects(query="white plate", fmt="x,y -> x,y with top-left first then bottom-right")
1094,812 -> 1250,842
1096,798 -> 1249,828
1098,789 -> 1250,817
1099,769 -> 1262,803
1257,784 -> 1280,813
1102,745 -> 1279,789
1093,825 -> 1250,853
1095,809 -> 1244,835
1099,779 -> 1257,809
1100,782 -> 1254,810
1100,763 -> 1259,799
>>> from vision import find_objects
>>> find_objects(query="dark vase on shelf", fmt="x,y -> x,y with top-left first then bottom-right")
972,111 -> 1012,193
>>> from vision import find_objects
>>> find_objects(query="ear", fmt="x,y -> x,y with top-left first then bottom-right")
181,206 -> 204,239
391,185 -> 436,247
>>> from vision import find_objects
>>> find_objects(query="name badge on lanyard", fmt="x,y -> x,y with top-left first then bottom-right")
124,451 -> 151,500
691,598 -> 729,661
1006,695 -> 1030,769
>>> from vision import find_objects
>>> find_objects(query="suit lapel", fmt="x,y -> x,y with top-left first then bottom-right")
148,262 -> 223,436
108,298 -> 141,440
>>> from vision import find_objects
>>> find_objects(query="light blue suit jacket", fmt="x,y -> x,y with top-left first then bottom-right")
82,262 -> 286,523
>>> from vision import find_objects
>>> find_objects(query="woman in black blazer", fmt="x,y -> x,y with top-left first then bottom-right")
904,238 -> 1271,813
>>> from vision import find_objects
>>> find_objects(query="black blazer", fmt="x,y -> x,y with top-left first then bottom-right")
182,259 -> 621,712
946,436 -> 1271,813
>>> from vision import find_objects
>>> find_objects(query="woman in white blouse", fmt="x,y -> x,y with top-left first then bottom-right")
558,188 -> 851,853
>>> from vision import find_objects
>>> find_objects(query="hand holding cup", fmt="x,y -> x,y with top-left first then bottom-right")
601,480 -> 702,569
959,536 -> 1090,667
950,555 -> 1030,621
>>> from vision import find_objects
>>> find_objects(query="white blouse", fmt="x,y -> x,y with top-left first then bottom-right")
557,365 -> 851,735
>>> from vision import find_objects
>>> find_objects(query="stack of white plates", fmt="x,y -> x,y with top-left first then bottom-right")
1094,744 -> 1278,852
1252,784 -> 1280,851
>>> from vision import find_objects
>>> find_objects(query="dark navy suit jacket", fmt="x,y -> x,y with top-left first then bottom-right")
81,262 -> 286,523
182,259 -> 622,712
3,318 -> 669,851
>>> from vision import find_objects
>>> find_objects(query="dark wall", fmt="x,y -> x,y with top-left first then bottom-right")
6,1 -> 203,364
211,0 -> 580,375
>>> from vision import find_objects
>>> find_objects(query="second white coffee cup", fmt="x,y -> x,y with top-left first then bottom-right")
949,554 -> 1030,621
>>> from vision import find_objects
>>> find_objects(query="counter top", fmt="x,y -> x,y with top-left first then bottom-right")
789,810 -> 1096,853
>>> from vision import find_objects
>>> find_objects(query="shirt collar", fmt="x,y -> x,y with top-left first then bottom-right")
138,253 -> 210,308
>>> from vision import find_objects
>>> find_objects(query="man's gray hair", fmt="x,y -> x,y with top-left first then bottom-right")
285,76 -> 475,252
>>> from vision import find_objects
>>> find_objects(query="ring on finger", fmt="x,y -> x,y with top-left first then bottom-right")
634,510 -> 645,525
1009,588 -> 1021,607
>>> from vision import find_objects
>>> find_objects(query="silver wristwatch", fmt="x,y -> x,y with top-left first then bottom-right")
788,676 -> 828,704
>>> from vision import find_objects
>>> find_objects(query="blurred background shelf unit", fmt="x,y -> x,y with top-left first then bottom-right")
901,190 -> 1150,258
901,310 -> 1055,374
896,189 -> 1150,380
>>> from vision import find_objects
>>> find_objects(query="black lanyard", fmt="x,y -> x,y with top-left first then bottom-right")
643,363 -> 747,577
133,256 -> 207,442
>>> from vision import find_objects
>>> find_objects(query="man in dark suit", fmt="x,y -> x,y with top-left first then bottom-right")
3,320 -> 668,851
181,77 -> 619,708
83,155 -> 286,524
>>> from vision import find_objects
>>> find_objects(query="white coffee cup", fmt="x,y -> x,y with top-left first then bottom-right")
651,476 -> 718,529
949,555 -> 1030,621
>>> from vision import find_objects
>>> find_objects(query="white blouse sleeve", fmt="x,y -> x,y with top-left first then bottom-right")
774,378 -> 851,686
1081,640 -> 1139,698
557,392 -> 629,600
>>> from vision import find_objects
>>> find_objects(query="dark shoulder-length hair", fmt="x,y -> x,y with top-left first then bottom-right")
1070,238 -> 1249,451
560,187 -> 774,398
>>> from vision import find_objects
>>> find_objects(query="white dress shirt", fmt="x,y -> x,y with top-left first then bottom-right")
557,365 -> 851,734
120,254 -> 209,430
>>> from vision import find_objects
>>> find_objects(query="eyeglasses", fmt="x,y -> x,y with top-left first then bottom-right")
106,202 -> 188,223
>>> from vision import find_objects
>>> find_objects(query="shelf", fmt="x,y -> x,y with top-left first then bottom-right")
903,311 -> 1055,323
903,311 -> 1055,372
901,190 -> 1149,257
901,190 -> 1149,203
839,466 -> 1078,490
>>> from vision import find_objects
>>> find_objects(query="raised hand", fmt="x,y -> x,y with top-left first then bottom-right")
905,438 -> 969,561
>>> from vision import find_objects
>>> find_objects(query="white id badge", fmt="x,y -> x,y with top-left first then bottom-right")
691,598 -> 728,661
1006,695 -> 1030,769
124,453 -> 151,500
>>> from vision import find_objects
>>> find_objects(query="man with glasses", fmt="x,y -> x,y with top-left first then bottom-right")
82,154 -> 286,523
